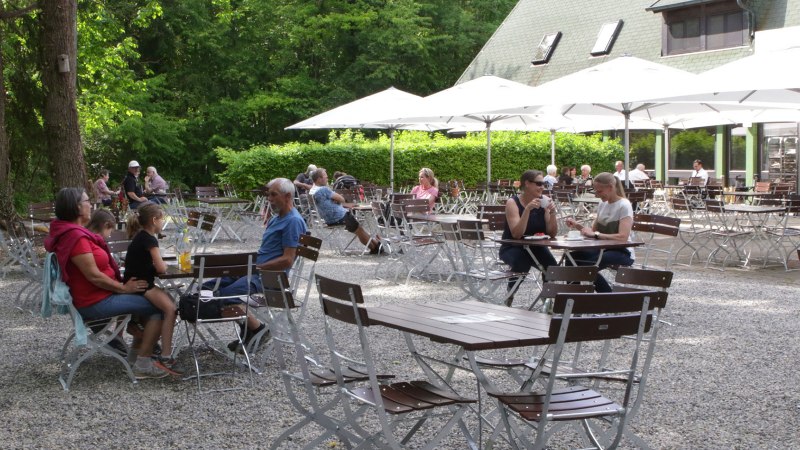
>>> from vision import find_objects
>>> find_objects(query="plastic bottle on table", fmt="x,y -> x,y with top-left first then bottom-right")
178,228 -> 192,272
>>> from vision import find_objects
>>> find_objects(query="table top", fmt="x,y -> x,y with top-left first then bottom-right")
498,237 -> 644,251
158,264 -> 198,280
368,300 -> 551,351
199,197 -> 251,205
724,204 -> 786,213
571,196 -> 600,204
406,213 -> 485,224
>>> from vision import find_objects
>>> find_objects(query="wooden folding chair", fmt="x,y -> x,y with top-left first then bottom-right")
316,275 -> 476,449
631,213 -> 681,270
489,290 -> 655,450
183,254 -> 256,393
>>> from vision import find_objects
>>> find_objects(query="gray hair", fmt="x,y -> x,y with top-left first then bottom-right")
581,164 -> 591,172
546,164 -> 557,176
54,187 -> 86,221
267,177 -> 295,196
146,166 -> 158,175
636,163 -> 645,171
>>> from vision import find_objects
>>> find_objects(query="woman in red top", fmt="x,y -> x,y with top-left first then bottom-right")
45,188 -> 174,379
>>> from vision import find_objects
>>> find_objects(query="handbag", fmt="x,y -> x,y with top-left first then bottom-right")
178,293 -> 224,322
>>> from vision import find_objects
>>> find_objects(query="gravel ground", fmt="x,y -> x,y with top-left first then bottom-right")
1,224 -> 799,449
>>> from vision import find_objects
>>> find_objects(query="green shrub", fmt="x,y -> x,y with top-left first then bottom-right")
215,130 -> 624,192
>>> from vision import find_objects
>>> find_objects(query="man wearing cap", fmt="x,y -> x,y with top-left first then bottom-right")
294,164 -> 316,196
124,161 -> 148,209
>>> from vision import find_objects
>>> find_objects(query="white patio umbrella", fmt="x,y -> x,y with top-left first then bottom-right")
646,46 -> 800,106
485,56 -> 756,182
447,110 -> 666,166
286,87 -> 440,190
376,75 -> 543,185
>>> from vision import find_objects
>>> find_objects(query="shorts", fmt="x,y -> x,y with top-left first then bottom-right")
329,211 -> 360,233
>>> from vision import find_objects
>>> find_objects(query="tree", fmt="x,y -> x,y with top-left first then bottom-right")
40,0 -> 85,188
0,1 -> 39,222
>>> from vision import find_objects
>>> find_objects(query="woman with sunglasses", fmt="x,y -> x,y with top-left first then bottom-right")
499,170 -> 558,305
565,172 -> 634,292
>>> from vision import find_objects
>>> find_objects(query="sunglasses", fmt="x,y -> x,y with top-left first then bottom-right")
531,181 -> 545,187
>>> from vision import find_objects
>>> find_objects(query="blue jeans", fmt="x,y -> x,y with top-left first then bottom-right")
202,276 -> 263,298
77,293 -> 162,321
567,249 -> 633,292
499,245 -> 558,292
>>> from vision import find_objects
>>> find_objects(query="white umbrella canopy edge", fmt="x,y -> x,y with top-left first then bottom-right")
643,46 -> 800,105
285,87 -> 446,190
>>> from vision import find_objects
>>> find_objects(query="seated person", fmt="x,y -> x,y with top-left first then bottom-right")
294,164 -> 316,196
577,164 -> 593,188
94,169 -> 117,207
543,165 -> 558,189
411,167 -> 439,213
499,170 -> 558,305
203,178 -> 308,352
628,163 -> 650,182
565,172 -> 634,292
557,167 -> 573,186
331,171 -> 359,190
312,168 -> 383,254
45,187 -> 174,379
123,161 -> 148,209
144,166 -> 168,204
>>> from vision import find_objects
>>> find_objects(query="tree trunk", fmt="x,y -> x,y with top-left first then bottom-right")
0,5 -> 16,222
40,0 -> 85,188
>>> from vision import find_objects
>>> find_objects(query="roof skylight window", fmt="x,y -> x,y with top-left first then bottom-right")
531,32 -> 562,65
591,20 -> 624,56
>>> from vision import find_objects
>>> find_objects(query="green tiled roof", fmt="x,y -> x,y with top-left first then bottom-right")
459,0 -> 800,86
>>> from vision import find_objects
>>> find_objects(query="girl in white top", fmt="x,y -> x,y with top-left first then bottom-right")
565,172 -> 634,292
410,167 -> 439,213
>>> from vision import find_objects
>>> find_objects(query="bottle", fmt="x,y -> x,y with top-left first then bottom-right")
178,227 -> 192,272
358,186 -> 365,203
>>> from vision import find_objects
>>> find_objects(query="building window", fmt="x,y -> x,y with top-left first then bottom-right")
591,20 -> 623,56
531,32 -> 561,65
660,1 -> 747,55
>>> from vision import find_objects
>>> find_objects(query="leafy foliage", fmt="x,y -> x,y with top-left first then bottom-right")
216,130 -> 623,192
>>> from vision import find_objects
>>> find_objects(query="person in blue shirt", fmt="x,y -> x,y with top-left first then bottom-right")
312,168 -> 382,254
203,177 -> 307,352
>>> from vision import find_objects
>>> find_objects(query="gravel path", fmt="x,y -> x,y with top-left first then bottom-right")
1,226 -> 799,449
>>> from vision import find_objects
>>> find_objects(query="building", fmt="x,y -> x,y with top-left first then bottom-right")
460,0 -> 800,186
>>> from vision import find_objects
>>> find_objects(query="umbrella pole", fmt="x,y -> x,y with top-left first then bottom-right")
663,125 -> 670,183
389,129 -> 395,192
624,111 -> 630,185
486,122 -> 492,187
550,130 -> 556,166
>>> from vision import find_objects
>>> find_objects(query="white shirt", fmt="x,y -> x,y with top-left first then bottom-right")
691,168 -> 708,184
614,170 -> 627,180
628,169 -> 650,182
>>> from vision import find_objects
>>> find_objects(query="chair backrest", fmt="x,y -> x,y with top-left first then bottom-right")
457,219 -> 485,241
483,212 -> 506,232
195,186 -> 220,199
193,252 -> 256,268
632,213 -> 680,237
260,270 -> 296,309
551,291 -> 655,343
316,275 -> 368,326
613,267 -> 672,309
753,181 -> 772,193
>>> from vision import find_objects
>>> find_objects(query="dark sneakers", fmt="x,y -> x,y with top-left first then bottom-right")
227,323 -> 269,354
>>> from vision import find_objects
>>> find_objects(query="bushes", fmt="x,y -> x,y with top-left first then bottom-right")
215,130 -> 624,191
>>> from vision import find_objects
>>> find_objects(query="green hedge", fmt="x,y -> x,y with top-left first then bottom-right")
215,130 -> 624,192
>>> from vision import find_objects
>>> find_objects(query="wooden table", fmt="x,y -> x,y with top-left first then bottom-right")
498,236 -> 644,266
369,300 -> 550,351
369,300 -> 551,449
406,212 -> 485,224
